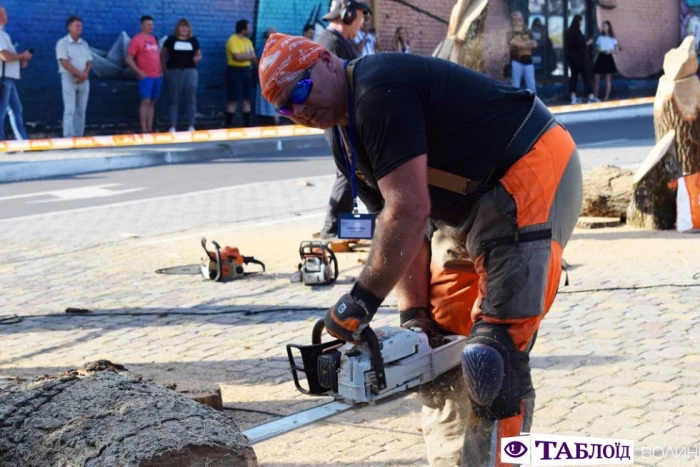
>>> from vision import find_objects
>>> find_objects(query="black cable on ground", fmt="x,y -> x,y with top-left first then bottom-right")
2,276 -> 699,325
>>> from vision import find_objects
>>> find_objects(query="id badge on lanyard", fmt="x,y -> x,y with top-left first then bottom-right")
336,60 -> 376,240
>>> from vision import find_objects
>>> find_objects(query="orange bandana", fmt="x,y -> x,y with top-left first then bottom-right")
259,33 -> 326,104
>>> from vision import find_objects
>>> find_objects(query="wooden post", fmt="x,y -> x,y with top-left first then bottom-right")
626,130 -> 683,229
653,35 -> 700,175
432,0 -> 489,71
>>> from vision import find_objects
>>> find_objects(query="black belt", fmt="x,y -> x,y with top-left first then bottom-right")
436,95 -> 557,224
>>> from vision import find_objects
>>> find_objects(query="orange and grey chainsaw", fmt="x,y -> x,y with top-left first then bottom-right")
200,237 -> 265,282
290,241 -> 339,286
242,319 -> 466,444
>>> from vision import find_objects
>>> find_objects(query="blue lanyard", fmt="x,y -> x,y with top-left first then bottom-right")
336,59 -> 359,214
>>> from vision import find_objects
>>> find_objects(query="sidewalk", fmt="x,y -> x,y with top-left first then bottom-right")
0,98 -> 653,184
0,207 -> 698,465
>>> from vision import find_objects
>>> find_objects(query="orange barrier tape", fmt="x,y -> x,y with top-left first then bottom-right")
0,125 -> 324,153
0,97 -> 654,153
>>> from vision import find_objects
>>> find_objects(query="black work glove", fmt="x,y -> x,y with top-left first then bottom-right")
325,282 -> 384,344
400,307 -> 447,348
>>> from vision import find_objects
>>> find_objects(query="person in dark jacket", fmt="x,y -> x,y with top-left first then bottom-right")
564,14 -> 599,104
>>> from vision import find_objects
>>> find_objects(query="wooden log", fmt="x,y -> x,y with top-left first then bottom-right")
626,131 -> 682,229
653,35 -> 700,176
581,165 -> 634,219
0,361 -> 258,467
432,0 -> 489,71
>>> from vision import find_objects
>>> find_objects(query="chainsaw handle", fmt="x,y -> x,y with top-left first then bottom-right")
322,244 -> 339,284
211,240 -> 222,282
312,319 -> 387,393
201,237 -> 222,282
312,318 -> 326,345
362,326 -> 387,393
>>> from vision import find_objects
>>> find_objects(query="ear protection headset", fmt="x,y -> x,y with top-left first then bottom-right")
341,0 -> 359,25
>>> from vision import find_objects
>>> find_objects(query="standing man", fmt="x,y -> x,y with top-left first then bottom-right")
126,15 -> 162,134
316,0 -> 371,241
507,11 -> 537,93
0,5 -> 31,141
260,34 -> 582,466
56,15 -> 92,138
225,19 -> 256,127
354,19 -> 380,57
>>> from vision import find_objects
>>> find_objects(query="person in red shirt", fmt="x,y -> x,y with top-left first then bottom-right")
126,15 -> 163,133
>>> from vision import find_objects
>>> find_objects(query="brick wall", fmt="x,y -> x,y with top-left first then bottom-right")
2,0 -> 255,136
596,0 -> 680,78
374,0 -> 452,55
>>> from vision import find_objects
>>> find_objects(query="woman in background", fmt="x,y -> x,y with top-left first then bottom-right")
161,18 -> 201,132
593,20 -> 621,101
564,14 -> 599,104
395,27 -> 411,53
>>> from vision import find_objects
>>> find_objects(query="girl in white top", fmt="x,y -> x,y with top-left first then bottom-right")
592,21 -> 621,101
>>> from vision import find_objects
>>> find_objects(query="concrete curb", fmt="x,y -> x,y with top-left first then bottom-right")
0,135 -> 327,184
555,103 -> 653,125
1,102 -> 653,184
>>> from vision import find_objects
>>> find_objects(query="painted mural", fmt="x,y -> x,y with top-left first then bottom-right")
0,0 -> 331,135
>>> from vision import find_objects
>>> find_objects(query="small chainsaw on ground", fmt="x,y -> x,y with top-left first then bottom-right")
286,319 -> 466,404
290,241 -> 339,286
200,237 -> 265,282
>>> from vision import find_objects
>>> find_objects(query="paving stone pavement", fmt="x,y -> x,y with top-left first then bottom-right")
1,172 -> 699,466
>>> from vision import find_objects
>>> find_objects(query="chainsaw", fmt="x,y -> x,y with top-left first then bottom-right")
290,241 -> 339,286
242,319 -> 465,443
287,319 -> 466,404
200,237 -> 265,282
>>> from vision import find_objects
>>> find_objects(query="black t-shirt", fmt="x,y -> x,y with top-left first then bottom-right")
163,36 -> 200,69
332,53 -> 533,221
317,29 -> 358,61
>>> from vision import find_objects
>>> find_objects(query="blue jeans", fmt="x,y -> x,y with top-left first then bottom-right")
0,78 -> 28,141
511,60 -> 536,94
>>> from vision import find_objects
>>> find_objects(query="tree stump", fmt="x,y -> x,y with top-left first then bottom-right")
0,361 -> 258,467
432,0 -> 489,71
653,35 -> 700,175
627,131 -> 682,229
581,165 -> 634,219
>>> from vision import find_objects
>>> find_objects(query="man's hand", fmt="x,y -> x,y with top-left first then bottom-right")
136,70 -> 146,80
400,307 -> 447,348
324,282 -> 384,344
21,51 -> 33,61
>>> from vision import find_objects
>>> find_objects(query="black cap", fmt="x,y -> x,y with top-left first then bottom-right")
323,0 -> 372,22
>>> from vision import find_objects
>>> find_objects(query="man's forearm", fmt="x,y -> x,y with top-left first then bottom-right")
83,61 -> 91,75
357,206 -> 429,299
125,56 -> 141,75
0,50 -> 22,62
394,236 -> 430,310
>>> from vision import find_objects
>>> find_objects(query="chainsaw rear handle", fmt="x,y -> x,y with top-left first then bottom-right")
243,256 -> 266,272
310,318 -> 387,393
324,244 -> 339,284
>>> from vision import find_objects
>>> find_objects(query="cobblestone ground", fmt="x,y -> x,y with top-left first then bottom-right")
1,173 -> 698,466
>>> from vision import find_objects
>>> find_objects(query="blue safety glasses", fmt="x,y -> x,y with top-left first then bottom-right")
275,69 -> 313,117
